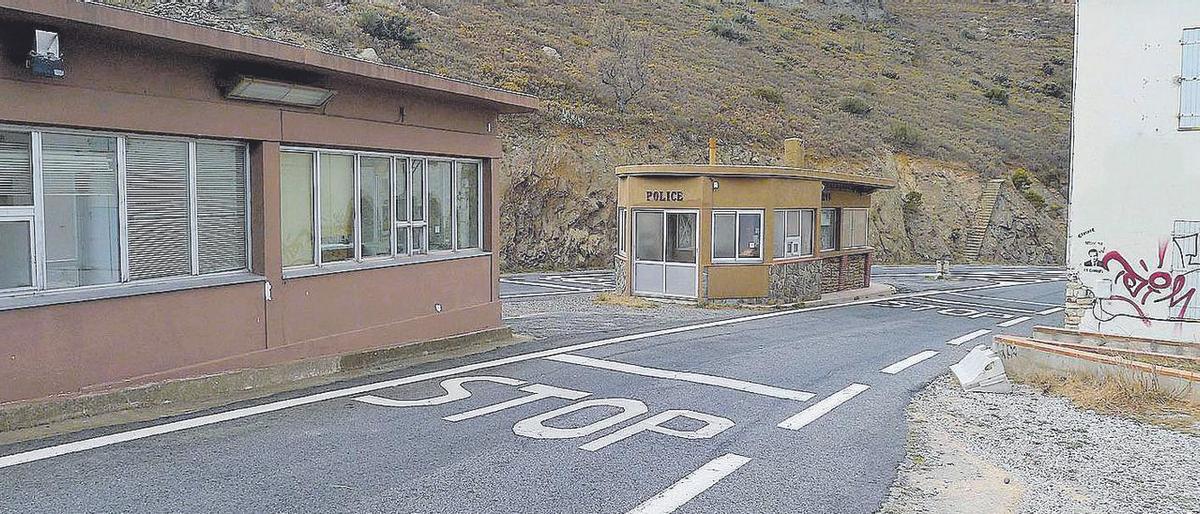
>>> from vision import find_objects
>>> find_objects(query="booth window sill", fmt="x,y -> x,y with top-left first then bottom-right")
0,272 -> 266,313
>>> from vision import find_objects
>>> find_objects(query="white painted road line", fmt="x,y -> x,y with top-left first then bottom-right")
545,354 -> 815,402
880,350 -> 940,375
943,292 -> 1062,308
918,296 -> 1036,314
997,316 -> 1033,327
945,329 -> 992,346
499,278 -> 592,292
777,384 -> 871,430
0,280 -> 1026,470
625,453 -> 752,514
1037,306 -> 1065,315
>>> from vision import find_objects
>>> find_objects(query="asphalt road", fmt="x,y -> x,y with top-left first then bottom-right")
0,266 -> 1066,513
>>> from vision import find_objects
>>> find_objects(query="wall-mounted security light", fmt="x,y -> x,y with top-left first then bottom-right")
27,30 -> 64,78
223,76 -> 336,108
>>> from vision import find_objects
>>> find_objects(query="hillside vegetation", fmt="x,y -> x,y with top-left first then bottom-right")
109,0 -> 1075,269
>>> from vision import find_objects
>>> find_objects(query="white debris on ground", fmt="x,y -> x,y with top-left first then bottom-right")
879,375 -> 1200,514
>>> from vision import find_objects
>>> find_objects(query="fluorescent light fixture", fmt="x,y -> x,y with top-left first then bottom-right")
224,76 -> 336,107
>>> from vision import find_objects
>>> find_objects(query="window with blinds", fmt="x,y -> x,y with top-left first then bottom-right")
0,126 -> 250,297
1182,28 -> 1200,129
842,208 -> 869,249
126,138 -> 192,280
195,143 -> 247,273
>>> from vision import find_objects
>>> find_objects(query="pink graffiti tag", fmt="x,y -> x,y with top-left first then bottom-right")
1100,250 -> 1197,325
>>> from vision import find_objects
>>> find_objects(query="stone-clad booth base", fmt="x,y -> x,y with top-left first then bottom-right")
0,327 -> 517,441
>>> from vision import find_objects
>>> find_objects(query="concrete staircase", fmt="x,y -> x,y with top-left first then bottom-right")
964,179 -> 1005,261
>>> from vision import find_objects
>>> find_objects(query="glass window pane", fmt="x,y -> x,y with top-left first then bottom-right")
801,210 -> 814,256
395,158 -> 408,223
410,160 -> 425,222
618,208 -> 627,255
635,211 -> 664,261
0,220 -> 33,289
456,162 -> 481,250
125,138 -> 192,280
713,213 -> 736,259
396,225 -> 410,255
412,226 -> 426,254
281,152 -> 315,267
666,213 -> 696,263
0,131 -> 33,206
360,156 -> 391,258
427,160 -> 453,252
42,133 -> 120,289
737,213 -> 761,259
319,154 -> 355,263
773,210 -> 786,259
786,211 -> 801,237
195,143 -> 247,273
821,208 -> 838,251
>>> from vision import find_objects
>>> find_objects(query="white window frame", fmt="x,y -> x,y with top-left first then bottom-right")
617,207 -> 627,256
820,207 -> 840,253
711,209 -> 764,264
0,215 -> 36,294
1181,27 -> 1200,130
774,208 -> 815,260
281,146 -> 484,275
0,123 -> 252,301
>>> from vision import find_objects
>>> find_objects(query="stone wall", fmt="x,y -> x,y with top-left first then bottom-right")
767,260 -> 823,302
819,253 -> 871,294
614,255 -> 629,295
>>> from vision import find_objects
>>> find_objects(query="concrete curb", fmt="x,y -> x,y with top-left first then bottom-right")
0,327 -> 517,437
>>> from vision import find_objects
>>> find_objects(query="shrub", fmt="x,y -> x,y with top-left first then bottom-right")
881,70 -> 900,80
1023,189 -> 1046,210
1040,62 -> 1055,76
752,87 -> 784,105
984,87 -> 1009,105
358,10 -> 420,48
837,96 -> 872,115
1041,82 -> 1068,99
960,28 -> 978,40
887,121 -> 921,148
1011,168 -> 1033,190
708,19 -> 750,43
902,191 -> 924,215
992,73 -> 1010,87
733,12 -> 755,26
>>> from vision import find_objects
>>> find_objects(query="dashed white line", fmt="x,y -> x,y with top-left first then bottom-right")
879,350 -> 940,375
943,292 -> 1062,308
918,296 -> 1036,314
625,453 -> 752,514
545,354 -> 815,401
777,384 -> 871,430
945,329 -> 992,346
997,316 -> 1033,327
1037,306 -> 1065,315
499,278 -> 592,292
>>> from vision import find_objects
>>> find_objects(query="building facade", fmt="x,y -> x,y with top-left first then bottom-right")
614,141 -> 894,303
1067,0 -> 1200,342
0,1 -> 537,404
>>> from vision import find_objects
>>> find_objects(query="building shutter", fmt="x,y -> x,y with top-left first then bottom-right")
1181,29 -> 1200,129
195,143 -> 247,273
0,131 -> 32,206
125,138 -> 192,280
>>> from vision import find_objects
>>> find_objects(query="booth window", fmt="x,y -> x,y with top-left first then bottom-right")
617,207 -> 627,256
774,209 -> 814,259
0,126 -> 250,297
1181,28 -> 1200,129
280,147 -> 483,274
712,210 -> 762,263
820,208 -> 839,252
842,208 -> 869,248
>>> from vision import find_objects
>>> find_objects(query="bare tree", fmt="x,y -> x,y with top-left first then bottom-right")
595,20 -> 652,113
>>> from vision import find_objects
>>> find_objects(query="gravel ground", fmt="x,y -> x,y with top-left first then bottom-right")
879,376 -> 1200,514
501,293 -> 756,340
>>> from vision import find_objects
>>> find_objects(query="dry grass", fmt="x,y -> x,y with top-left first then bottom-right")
1020,372 -> 1200,433
593,292 -> 660,309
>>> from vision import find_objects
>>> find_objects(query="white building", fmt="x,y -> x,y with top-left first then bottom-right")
1068,0 -> 1200,342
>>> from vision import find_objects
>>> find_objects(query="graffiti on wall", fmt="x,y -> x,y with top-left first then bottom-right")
1083,221 -> 1200,326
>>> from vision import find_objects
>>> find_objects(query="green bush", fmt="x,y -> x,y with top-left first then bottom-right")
752,87 -> 784,105
1023,189 -> 1046,210
984,87 -> 1009,105
1041,82 -> 1068,99
887,121 -> 921,148
358,10 -> 420,48
733,12 -> 755,26
902,191 -> 923,214
708,20 -> 750,43
837,96 -> 872,115
1011,168 -> 1033,190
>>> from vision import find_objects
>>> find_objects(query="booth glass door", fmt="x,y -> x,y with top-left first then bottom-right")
633,210 -> 698,298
